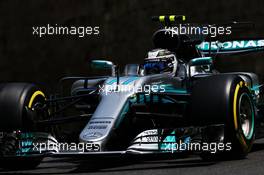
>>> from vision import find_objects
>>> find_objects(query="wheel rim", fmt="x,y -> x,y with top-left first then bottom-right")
27,90 -> 47,125
28,90 -> 45,110
238,93 -> 254,139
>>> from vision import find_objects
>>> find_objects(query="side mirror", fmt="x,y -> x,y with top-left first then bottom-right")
188,57 -> 213,77
189,57 -> 212,66
90,60 -> 114,70
91,60 -> 118,78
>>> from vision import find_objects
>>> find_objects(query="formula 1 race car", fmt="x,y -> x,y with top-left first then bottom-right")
1,15 -> 264,169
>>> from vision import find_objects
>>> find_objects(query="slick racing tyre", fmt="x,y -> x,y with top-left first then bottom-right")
189,75 -> 255,160
0,83 -> 47,131
0,83 -> 47,169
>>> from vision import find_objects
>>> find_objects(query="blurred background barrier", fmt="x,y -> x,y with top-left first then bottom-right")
0,0 -> 264,92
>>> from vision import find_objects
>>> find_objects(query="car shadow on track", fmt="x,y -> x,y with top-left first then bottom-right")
45,155 -> 216,174
2,142 -> 264,174
48,142 -> 264,174
251,142 -> 264,152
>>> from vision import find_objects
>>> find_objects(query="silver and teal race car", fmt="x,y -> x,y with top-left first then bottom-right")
1,15 -> 264,169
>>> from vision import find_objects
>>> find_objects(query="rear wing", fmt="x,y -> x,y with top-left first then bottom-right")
196,39 -> 264,55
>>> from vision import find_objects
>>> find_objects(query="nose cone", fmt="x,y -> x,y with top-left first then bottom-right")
79,87 -> 133,150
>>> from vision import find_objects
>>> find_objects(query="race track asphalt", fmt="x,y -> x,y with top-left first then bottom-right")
1,139 -> 264,175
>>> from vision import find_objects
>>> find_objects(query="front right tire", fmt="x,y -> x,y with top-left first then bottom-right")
0,83 -> 47,169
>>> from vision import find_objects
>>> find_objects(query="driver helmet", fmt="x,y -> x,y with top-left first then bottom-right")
144,49 -> 177,74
